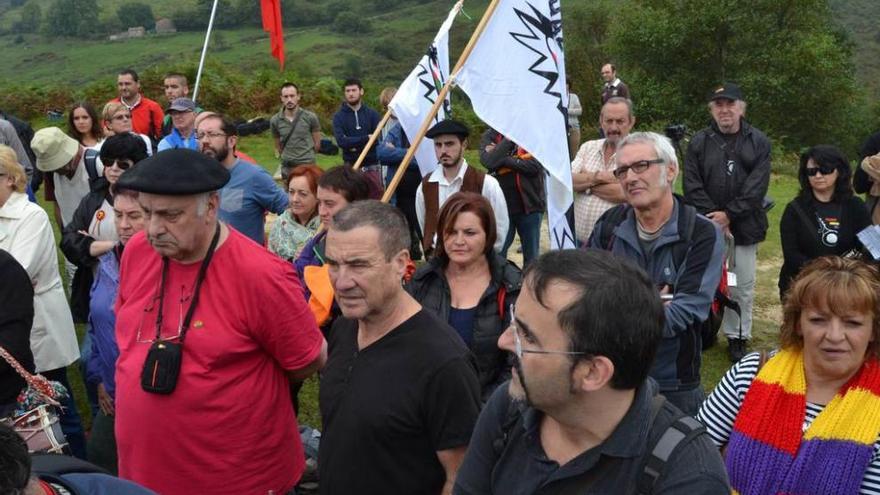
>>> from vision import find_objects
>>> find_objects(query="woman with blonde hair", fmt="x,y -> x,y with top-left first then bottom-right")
101,102 -> 153,155
0,145 -> 85,457
698,256 -> 880,494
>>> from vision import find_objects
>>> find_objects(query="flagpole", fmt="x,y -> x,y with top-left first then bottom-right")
352,110 -> 392,171
192,0 -> 220,103
381,0 -> 503,203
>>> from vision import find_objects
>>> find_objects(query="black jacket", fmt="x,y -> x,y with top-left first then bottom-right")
60,185 -> 111,323
778,194 -> 870,297
683,119 -> 772,245
406,253 -> 522,400
479,129 -> 546,216
0,249 -> 35,407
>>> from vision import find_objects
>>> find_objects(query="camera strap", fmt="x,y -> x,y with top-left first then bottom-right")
153,223 -> 222,344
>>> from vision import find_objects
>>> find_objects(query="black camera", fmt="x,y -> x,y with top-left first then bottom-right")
664,124 -> 687,143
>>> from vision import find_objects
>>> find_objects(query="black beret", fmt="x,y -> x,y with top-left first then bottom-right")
116,149 -> 230,195
425,119 -> 470,139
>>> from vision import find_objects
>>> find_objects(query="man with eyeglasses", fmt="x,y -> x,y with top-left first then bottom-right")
157,98 -> 198,152
588,132 -> 723,416
683,83 -> 771,362
196,113 -> 288,244
112,149 -> 326,494
454,249 -> 728,494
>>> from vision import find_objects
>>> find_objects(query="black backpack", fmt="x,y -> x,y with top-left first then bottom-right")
591,202 -> 741,349
493,394 -> 706,494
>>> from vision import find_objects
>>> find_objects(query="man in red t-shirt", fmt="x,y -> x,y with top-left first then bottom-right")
113,149 -> 327,494
110,69 -> 164,143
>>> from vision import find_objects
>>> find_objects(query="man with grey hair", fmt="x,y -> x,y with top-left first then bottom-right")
570,96 -> 634,243
112,149 -> 327,494
683,83 -> 771,362
588,131 -> 724,415
319,200 -> 481,495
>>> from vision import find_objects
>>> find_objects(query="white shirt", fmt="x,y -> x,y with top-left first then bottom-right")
54,154 -> 98,227
0,192 -> 79,371
415,159 -> 509,253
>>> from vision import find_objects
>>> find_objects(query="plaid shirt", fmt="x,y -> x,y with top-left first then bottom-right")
571,139 -> 617,242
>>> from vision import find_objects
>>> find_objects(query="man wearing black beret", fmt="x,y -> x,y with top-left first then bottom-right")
415,119 -> 508,256
112,149 -> 327,494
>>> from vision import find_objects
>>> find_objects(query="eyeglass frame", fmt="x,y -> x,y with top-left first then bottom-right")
196,131 -> 227,140
612,158 -> 665,180
107,159 -> 134,170
805,164 -> 836,177
509,304 -> 588,359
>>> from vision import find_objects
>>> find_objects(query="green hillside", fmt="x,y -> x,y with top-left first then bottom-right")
830,0 -> 880,99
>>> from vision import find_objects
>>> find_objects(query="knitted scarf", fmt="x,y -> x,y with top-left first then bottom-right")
725,348 -> 880,495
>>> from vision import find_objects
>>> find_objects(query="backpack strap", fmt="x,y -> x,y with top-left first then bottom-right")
83,148 -> 100,181
669,201 -> 697,270
592,203 -> 630,251
789,199 -> 821,244
497,285 -> 507,322
492,391 -> 524,457
636,396 -> 707,495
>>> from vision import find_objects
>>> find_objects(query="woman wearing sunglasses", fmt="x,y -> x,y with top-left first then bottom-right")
778,145 -> 871,300
60,133 -> 148,325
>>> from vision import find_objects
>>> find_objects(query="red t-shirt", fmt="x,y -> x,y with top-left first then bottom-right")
114,228 -> 323,494
110,96 -> 165,141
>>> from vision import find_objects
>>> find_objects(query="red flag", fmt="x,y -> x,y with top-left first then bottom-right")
261,0 -> 285,69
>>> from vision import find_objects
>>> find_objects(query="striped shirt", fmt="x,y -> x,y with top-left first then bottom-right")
696,351 -> 880,494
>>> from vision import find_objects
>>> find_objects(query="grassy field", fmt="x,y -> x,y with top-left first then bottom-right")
43,125 -> 801,431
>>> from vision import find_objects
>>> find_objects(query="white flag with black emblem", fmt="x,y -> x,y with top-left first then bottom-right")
388,1 -> 460,177
455,0 -> 575,249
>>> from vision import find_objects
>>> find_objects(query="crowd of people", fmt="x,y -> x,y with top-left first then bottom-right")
1,61 -> 880,495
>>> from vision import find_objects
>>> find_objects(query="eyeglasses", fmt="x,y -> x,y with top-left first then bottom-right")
112,114 -> 132,121
612,158 -> 665,180
108,159 -> 134,170
805,164 -> 836,177
196,131 -> 227,140
509,304 -> 587,359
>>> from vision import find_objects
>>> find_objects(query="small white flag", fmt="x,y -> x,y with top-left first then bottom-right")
456,0 -> 575,249
389,1 -> 460,177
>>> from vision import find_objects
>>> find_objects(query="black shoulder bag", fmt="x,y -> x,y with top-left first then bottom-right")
141,224 -> 221,395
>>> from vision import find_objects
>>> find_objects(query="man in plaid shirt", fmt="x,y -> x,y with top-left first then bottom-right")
570,97 -> 635,243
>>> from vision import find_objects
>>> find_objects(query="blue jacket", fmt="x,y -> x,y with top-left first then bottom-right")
157,128 -> 198,152
86,249 -> 121,399
588,198 -> 723,392
332,102 -> 380,164
378,119 -> 420,188
219,159 -> 288,244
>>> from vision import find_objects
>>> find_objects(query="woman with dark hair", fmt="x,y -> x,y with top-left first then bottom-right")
698,257 -> 880,494
67,102 -> 104,148
778,145 -> 871,299
268,165 -> 323,261
60,132 -> 148,323
406,192 -> 521,399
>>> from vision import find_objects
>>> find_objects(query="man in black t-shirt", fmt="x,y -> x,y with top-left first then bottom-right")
319,200 -> 481,495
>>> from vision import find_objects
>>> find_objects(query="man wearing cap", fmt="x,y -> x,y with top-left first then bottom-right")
415,119 -> 508,255
113,148 -> 327,494
196,113 -> 288,245
111,69 -> 164,143
683,83 -> 771,363
31,127 -> 103,229
157,98 -> 198,152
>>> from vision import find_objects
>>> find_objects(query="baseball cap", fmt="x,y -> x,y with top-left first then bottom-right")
708,83 -> 743,102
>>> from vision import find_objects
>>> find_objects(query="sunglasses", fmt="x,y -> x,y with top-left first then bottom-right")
612,158 -> 665,180
805,164 -> 836,177
109,159 -> 134,170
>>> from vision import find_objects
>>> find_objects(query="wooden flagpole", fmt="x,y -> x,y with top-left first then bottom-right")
352,110 -> 392,171
380,0 -> 502,203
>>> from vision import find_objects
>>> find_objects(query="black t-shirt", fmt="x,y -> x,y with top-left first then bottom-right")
0,250 -> 35,407
318,309 -> 482,495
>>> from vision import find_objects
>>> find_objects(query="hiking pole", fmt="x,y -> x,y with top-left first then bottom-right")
192,0 -> 220,103
352,111 -> 392,171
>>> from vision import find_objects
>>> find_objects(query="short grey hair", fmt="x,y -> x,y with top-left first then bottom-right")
615,131 -> 679,180
195,192 -> 212,217
332,200 -> 411,260
600,97 -> 634,121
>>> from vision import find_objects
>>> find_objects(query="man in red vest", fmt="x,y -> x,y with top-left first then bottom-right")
110,69 -> 164,144
415,119 -> 508,256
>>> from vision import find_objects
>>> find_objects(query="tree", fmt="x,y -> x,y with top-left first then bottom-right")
332,12 -> 372,35
12,1 -> 41,34
44,0 -> 100,38
117,2 -> 155,31
607,0 -> 863,151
